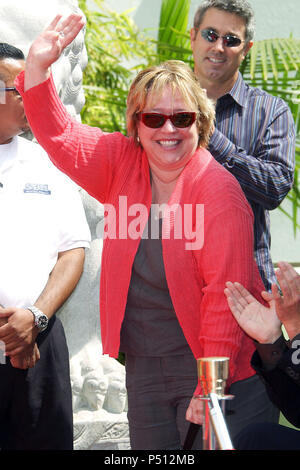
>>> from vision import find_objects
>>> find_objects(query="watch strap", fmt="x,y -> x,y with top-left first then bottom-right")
26,305 -> 48,332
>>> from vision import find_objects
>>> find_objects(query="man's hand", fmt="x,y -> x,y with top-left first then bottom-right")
10,343 -> 40,370
224,282 -> 282,344
271,262 -> 300,340
0,306 -> 38,356
0,311 -> 40,369
225,262 -> 300,343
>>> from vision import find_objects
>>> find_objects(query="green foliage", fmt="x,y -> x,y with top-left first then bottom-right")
158,0 -> 191,62
78,0 -> 155,134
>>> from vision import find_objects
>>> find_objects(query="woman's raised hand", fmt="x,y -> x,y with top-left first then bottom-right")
25,13 -> 85,90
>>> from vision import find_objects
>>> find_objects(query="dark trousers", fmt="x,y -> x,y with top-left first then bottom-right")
226,374 -> 280,441
234,422 -> 300,450
125,355 -> 279,450
0,316 -> 73,450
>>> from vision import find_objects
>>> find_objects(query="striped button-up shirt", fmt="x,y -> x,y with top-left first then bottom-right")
208,72 -> 295,290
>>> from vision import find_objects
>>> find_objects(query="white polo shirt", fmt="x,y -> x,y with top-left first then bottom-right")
0,136 -> 91,308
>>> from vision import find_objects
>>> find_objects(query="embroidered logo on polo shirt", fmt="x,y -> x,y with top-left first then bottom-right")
23,183 -> 51,195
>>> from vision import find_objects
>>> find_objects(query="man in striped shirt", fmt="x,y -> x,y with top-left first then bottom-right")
191,0 -> 295,291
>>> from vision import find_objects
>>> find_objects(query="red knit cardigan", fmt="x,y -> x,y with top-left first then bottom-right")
16,72 -> 266,390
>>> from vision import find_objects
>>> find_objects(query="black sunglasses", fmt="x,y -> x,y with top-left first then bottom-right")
139,112 -> 197,129
201,28 -> 244,48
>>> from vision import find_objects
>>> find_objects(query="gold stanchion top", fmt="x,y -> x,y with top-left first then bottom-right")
197,357 -> 229,398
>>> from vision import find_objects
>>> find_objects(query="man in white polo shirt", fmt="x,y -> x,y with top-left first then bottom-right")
0,43 -> 91,450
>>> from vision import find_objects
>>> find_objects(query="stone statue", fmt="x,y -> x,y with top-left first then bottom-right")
0,0 -> 129,450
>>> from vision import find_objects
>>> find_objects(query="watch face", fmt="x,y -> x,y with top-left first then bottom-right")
38,315 -> 48,329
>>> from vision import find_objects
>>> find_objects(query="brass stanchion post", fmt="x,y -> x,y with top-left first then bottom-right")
196,357 -> 234,450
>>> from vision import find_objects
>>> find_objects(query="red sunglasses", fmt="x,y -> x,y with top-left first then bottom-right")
138,112 -> 197,129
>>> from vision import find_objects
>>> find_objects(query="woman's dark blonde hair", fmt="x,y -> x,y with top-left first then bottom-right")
126,60 -> 215,148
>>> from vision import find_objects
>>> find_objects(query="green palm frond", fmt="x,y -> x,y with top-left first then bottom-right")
157,0 -> 191,62
240,38 -> 300,97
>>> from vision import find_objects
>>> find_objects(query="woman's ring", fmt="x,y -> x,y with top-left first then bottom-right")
59,31 -> 65,37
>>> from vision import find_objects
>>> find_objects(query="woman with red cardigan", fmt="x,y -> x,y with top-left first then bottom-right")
16,13 -> 277,449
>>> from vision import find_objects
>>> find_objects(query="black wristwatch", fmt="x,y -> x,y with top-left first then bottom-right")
27,306 -> 49,332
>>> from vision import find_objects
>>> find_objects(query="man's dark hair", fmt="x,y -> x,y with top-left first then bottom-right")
0,43 -> 25,61
193,0 -> 255,43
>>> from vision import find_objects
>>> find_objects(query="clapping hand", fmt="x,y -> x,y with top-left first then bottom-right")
224,262 -> 300,343
273,262 -> 300,340
224,280 -> 281,344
